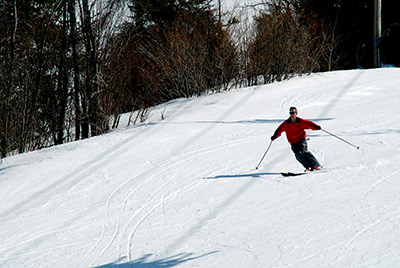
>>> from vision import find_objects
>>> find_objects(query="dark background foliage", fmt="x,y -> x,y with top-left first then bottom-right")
0,0 -> 398,157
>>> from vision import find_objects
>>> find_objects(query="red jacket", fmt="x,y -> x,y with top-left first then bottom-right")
273,117 -> 319,144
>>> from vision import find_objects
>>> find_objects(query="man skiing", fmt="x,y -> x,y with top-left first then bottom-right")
271,107 -> 322,171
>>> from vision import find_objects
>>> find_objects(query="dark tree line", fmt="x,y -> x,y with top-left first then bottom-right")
0,0 -> 105,156
380,0 -> 400,66
101,0 -> 239,127
298,0 -> 400,68
0,0 -> 399,157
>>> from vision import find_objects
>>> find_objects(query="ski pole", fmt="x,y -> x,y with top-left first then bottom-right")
255,140 -> 273,170
321,129 -> 360,150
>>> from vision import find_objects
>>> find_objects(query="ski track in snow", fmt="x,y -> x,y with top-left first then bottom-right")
77,88 -> 264,266
1,68 -> 400,267
81,134 -> 260,266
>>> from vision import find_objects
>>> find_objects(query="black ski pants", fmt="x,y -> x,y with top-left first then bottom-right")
291,139 -> 320,170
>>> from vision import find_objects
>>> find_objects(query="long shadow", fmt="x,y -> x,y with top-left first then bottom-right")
308,129 -> 400,142
93,252 -> 218,268
342,129 -> 400,136
0,165 -> 17,172
165,118 -> 333,125
0,130 -> 144,218
204,172 -> 280,179
318,70 -> 364,119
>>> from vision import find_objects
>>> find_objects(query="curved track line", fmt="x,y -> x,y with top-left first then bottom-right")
80,133 -> 264,266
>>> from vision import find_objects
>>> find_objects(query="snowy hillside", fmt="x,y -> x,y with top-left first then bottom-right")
1,68 -> 400,267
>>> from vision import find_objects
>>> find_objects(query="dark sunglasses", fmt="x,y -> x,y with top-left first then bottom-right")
289,111 -> 297,115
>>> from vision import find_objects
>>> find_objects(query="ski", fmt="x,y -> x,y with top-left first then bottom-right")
281,167 -> 327,177
281,172 -> 306,177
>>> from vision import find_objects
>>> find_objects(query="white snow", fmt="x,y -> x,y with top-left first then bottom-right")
1,68 -> 400,267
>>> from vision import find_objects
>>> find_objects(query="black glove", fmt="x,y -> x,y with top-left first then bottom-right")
271,135 -> 277,141
315,125 -> 321,130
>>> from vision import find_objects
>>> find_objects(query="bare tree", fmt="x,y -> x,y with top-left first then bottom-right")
246,0 -> 332,84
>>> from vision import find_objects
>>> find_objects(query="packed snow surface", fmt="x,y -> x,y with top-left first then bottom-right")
1,68 -> 400,267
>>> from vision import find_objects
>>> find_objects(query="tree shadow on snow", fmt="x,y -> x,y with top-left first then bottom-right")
0,163 -> 25,173
0,166 -> 13,172
93,251 -> 218,268
166,118 -> 333,125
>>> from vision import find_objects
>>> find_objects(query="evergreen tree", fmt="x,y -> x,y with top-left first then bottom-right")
128,0 -> 211,29
300,0 -> 374,69
381,0 -> 400,66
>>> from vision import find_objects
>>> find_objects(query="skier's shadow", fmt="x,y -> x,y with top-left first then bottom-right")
204,172 -> 280,179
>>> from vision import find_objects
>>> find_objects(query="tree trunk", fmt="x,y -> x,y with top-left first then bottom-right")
82,0 -> 99,138
55,0 -> 68,145
68,0 -> 82,140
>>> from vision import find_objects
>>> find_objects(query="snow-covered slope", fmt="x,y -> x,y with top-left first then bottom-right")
1,68 -> 400,267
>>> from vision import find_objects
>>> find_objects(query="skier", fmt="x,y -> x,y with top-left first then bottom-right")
271,107 -> 322,171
